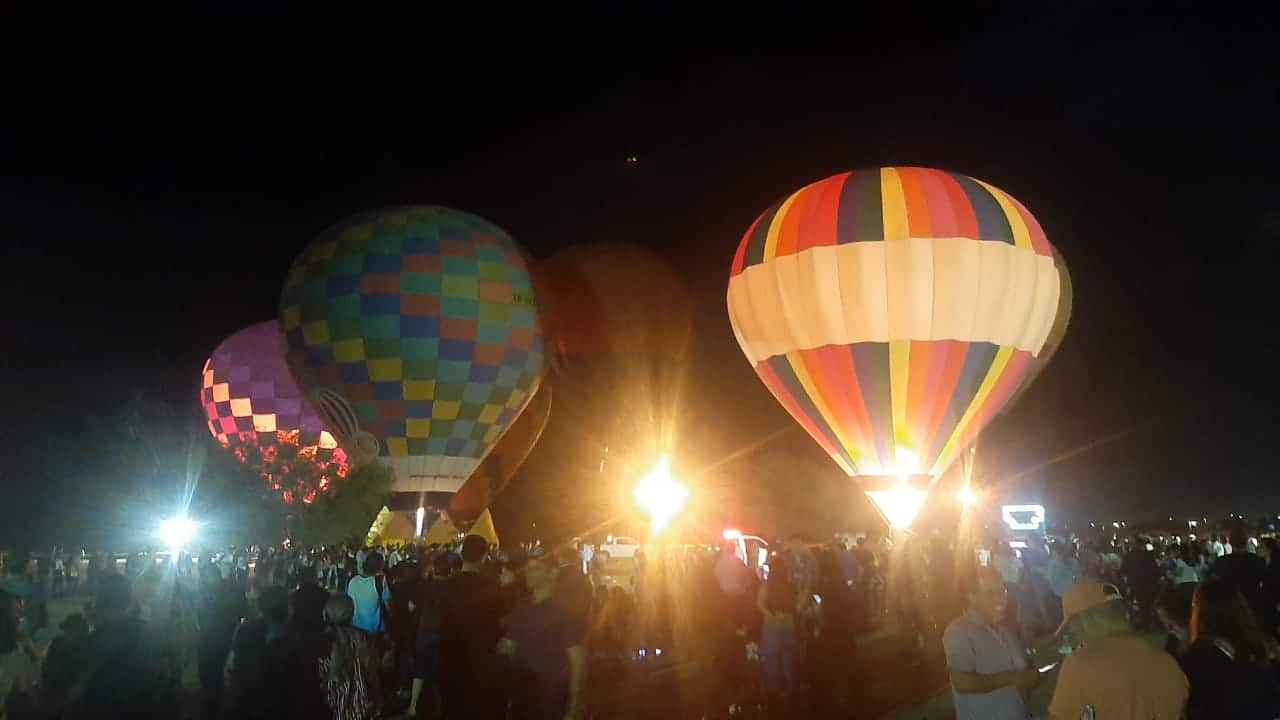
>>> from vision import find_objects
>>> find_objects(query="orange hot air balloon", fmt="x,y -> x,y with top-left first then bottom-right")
536,242 -> 692,461
727,168 -> 1067,528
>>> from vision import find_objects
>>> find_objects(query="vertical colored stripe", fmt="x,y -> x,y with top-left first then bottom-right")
811,344 -> 876,470
786,351 -> 857,469
796,173 -> 847,253
740,201 -> 782,269
969,350 -> 1033,437
904,339 -> 937,459
949,173 -> 1014,244
731,212 -> 765,275
762,190 -> 802,262
851,343 -> 892,468
932,344 -> 1016,475
928,342 -> 999,468
920,340 -> 971,464
845,170 -> 884,242
775,181 -> 816,258
918,168 -> 960,237
879,168 -> 910,241
1008,194 -> 1052,257
897,167 -> 934,238
974,179 -> 1032,250
939,172 -> 980,238
758,357 -> 853,474
888,338 -> 912,460
798,347 -> 867,469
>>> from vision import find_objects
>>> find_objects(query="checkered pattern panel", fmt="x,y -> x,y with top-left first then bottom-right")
200,321 -> 350,487
280,206 -> 545,462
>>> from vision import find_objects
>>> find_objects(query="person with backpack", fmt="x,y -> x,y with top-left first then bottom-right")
348,552 -> 392,636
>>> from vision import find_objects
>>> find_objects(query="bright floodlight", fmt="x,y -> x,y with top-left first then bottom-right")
867,481 -> 927,530
957,486 -> 978,508
158,515 -> 197,549
632,455 -> 689,534
722,528 -> 744,541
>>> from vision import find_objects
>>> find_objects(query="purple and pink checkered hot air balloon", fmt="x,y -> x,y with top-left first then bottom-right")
201,321 -> 348,504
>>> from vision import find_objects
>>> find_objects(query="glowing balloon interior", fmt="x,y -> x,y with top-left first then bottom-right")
201,320 -> 348,503
279,206 -> 544,493
728,167 -> 1066,490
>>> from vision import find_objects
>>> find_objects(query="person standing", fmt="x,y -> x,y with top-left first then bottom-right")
500,555 -> 587,720
1048,580 -> 1187,720
942,568 -> 1037,720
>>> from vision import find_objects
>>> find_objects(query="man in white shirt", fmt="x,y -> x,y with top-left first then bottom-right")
944,568 -> 1038,720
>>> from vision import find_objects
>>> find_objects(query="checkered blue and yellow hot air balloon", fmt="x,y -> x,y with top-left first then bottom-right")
726,168 -> 1068,528
279,206 -> 544,494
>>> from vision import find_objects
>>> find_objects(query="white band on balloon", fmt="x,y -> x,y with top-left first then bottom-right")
727,238 -> 1061,365
379,455 -> 479,493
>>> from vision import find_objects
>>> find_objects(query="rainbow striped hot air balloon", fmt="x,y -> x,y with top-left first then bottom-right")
279,206 -> 544,495
727,167 -> 1066,526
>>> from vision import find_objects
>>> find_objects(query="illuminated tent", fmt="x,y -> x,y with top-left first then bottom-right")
366,506 -> 415,546
727,167 -> 1066,527
467,508 -> 500,547
421,508 -> 499,546
279,206 -> 546,496
423,515 -> 461,545
201,320 -> 348,503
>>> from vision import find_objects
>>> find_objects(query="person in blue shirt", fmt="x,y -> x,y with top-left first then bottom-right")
347,552 -> 392,635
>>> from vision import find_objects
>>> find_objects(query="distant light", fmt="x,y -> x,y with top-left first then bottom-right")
415,506 -> 425,537
1002,505 -> 1047,532
722,528 -> 744,541
625,155 -> 639,164
957,486 -> 978,508
632,455 -> 689,534
158,515 -> 197,549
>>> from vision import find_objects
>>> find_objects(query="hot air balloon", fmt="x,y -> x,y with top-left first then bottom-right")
446,383 -> 552,532
200,321 -> 348,503
279,206 -> 545,506
1003,246 -> 1071,411
727,168 -> 1066,528
536,242 -> 692,470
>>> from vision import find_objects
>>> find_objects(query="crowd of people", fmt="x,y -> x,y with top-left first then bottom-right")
0,531 -> 911,719
3,521 -> 1278,719
945,525 -> 1280,719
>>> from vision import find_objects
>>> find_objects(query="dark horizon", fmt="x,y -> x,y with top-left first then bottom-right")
2,8 -> 1277,542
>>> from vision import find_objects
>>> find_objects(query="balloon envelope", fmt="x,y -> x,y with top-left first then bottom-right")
536,242 -> 692,458
279,206 -> 545,493
446,383 -> 552,531
200,320 -> 348,503
727,167 -> 1065,482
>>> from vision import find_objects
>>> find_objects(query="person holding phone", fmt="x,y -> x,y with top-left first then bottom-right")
943,568 -> 1038,720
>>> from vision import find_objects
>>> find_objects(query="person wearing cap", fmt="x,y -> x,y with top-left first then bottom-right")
1048,580 -> 1188,720
942,568 -> 1038,720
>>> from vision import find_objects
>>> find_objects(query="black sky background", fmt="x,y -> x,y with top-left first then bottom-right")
1,5 -> 1277,533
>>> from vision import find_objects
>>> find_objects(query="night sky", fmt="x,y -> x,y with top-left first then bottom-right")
2,7 -> 1277,533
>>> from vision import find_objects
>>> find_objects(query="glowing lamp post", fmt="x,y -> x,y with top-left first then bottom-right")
632,455 -> 689,534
